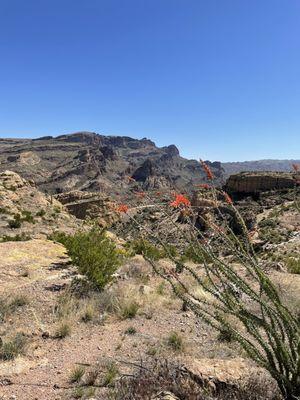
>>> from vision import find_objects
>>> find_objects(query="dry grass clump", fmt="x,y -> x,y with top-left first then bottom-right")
69,365 -> 85,383
0,332 -> 27,361
166,331 -> 184,352
0,294 -> 29,321
119,300 -> 139,320
55,321 -> 72,339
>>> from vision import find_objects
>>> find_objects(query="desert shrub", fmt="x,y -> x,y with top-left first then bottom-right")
103,362 -> 119,387
119,300 -> 139,319
0,233 -> 31,242
156,282 -> 166,295
21,210 -> 35,223
285,256 -> 300,274
69,365 -> 85,383
125,238 -> 163,260
51,229 -> 121,290
80,304 -> 95,323
72,387 -> 85,399
181,244 -> 212,263
258,218 -> 277,228
111,359 -> 280,400
0,295 -> 28,321
124,326 -> 137,335
8,214 -> 22,229
0,299 -> 9,322
36,208 -> 46,217
55,321 -> 71,339
166,331 -> 184,352
9,294 -> 28,311
259,227 -> 288,244
0,207 -> 9,214
0,333 -> 27,361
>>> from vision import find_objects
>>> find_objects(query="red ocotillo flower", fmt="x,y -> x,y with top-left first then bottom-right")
200,159 -> 214,180
116,204 -> 129,213
292,163 -> 300,172
170,194 -> 191,208
222,191 -> 233,205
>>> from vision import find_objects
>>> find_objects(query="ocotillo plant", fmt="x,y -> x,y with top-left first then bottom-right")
116,161 -> 300,400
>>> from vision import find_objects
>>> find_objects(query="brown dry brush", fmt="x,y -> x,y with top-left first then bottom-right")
121,170 -> 300,400
111,358 -> 280,400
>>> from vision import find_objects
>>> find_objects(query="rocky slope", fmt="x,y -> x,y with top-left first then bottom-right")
0,132 -> 224,197
0,170 -> 82,239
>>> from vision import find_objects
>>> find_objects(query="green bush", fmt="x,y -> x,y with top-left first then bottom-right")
0,233 -> 31,242
51,229 -> 121,290
126,239 -> 162,260
166,331 -> 184,352
21,210 -> 35,223
8,214 -> 22,229
181,244 -> 212,263
285,257 -> 300,274
126,239 -> 177,261
36,209 -> 46,217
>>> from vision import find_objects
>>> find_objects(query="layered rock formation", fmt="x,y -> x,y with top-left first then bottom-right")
56,190 -> 118,227
225,171 -> 299,194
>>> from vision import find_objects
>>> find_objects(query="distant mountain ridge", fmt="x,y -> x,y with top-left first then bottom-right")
0,132 -> 224,197
222,159 -> 300,176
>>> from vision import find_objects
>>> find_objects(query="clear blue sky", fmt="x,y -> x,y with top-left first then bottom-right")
0,0 -> 299,161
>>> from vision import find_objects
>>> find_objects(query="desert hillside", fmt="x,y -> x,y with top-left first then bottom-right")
0,163 -> 299,399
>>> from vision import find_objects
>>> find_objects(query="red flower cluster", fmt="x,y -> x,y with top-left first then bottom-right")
200,159 -> 214,180
116,204 -> 129,213
170,194 -> 191,208
222,191 -> 233,205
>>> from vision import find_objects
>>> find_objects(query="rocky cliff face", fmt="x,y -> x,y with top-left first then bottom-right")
0,132 -> 224,197
225,171 -> 299,194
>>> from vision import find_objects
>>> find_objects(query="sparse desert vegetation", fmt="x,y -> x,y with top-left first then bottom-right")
0,156 -> 299,399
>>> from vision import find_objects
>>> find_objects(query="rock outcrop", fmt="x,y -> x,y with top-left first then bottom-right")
225,172 -> 299,194
55,190 -> 118,227
0,171 -> 82,239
